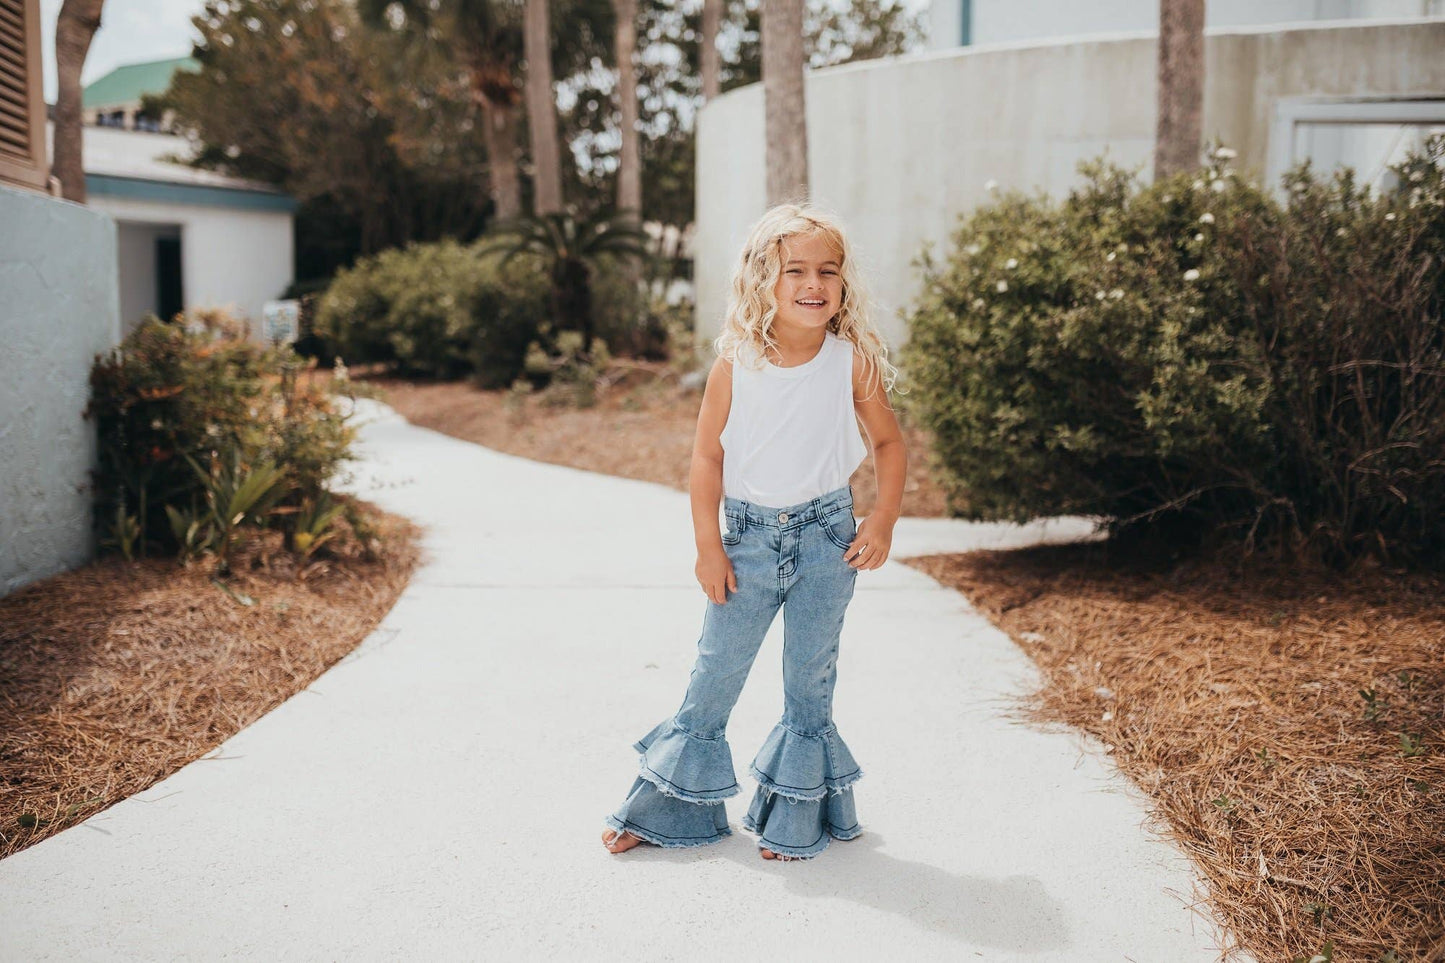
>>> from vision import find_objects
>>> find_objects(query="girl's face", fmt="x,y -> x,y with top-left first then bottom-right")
771,233 -> 844,334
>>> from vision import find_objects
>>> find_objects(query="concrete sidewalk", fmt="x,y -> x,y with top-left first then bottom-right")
0,398 -> 1235,960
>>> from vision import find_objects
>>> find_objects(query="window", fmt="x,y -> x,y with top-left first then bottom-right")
0,0 -> 47,192
1266,97 -> 1445,197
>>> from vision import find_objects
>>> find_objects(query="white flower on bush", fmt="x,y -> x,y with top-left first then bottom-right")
1336,228 -> 1348,237
1095,290 -> 1106,301
1194,232 -> 1205,242
971,297 -> 986,309
1105,251 -> 1116,263
1183,268 -> 1201,281
205,423 -> 221,437
1385,212 -> 1397,221
1199,212 -> 1215,225
1192,179 -> 1205,191
1110,288 -> 1124,300
1409,170 -> 1424,183
1211,179 -> 1227,193
150,418 -> 163,430
964,243 -> 982,256
996,280 -> 1009,293
1213,146 -> 1238,160
1005,257 -> 1018,269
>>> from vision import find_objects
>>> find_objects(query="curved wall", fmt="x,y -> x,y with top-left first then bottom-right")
694,19 -> 1445,351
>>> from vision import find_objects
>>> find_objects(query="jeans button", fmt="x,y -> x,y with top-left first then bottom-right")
778,512 -> 788,523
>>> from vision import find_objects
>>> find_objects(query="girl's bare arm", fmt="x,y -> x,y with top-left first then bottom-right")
690,357 -> 737,602
848,352 -> 906,569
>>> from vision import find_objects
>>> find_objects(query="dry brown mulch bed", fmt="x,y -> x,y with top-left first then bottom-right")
365,363 -> 952,519
908,543 -> 1445,963
0,501 -> 421,861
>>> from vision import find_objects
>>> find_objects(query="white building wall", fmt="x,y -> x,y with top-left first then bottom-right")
695,20 -> 1445,351
928,0 -> 1445,49
115,220 -> 168,328
89,195 -> 294,338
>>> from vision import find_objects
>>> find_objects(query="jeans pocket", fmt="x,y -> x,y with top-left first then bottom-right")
822,507 -> 856,549
722,511 -> 744,545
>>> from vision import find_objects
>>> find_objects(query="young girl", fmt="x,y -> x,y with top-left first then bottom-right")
601,203 -> 906,861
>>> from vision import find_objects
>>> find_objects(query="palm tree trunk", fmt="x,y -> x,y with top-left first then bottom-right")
701,0 -> 721,102
524,0 -> 563,214
52,0 -> 106,203
1154,0 -> 1205,180
613,0 -> 641,219
479,95 -> 523,221
761,0 -> 807,207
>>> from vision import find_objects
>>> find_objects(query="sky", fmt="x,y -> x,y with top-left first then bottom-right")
39,0 -> 937,103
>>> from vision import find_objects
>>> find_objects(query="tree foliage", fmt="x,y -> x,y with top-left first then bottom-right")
157,0 -> 493,271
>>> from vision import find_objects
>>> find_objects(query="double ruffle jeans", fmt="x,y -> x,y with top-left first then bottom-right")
604,483 -> 864,859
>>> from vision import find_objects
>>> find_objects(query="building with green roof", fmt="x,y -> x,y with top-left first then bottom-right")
82,56 -> 198,131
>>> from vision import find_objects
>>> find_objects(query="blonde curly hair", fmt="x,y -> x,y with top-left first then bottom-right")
711,203 -> 901,402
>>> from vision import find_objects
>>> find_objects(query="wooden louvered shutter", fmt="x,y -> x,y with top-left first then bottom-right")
0,0 -> 47,192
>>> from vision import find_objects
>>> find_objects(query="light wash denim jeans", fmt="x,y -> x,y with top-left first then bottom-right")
604,483 -> 864,859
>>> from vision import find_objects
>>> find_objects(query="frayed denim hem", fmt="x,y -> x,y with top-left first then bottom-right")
748,763 -> 863,802
635,753 -> 742,804
739,812 -> 832,859
603,814 -> 731,850
630,720 -> 741,803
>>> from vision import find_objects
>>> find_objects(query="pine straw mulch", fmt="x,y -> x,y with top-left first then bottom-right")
362,361 -> 951,519
906,542 -> 1445,963
0,500 -> 422,861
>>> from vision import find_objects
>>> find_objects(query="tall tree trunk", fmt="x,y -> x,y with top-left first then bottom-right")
761,0 -> 807,207
52,0 -> 106,203
523,0 -> 563,215
613,0 -> 641,220
1154,0 -> 1205,180
479,95 -> 523,221
701,0 -> 721,102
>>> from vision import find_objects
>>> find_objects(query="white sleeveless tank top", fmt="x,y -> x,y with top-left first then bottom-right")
719,330 -> 869,507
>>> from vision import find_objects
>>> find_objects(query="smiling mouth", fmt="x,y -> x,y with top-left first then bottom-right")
796,299 -> 827,308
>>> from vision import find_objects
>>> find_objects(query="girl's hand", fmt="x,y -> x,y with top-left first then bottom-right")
844,515 -> 894,570
696,544 -> 738,604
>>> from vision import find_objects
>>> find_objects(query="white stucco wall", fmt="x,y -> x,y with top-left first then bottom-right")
0,184 -> 120,598
927,0 -> 1445,50
90,195 -> 294,337
694,19 -> 1445,351
115,219 -> 179,331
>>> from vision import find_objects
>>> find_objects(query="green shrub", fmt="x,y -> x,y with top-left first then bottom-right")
312,239 -> 551,384
589,251 -> 653,354
902,138 -> 1445,567
86,315 -> 355,559
466,249 -> 556,389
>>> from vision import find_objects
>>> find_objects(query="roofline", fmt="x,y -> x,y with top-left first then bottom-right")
86,174 -> 297,213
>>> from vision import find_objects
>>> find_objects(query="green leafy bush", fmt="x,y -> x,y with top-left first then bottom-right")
312,239 -> 551,385
86,315 -> 355,559
902,138 -> 1445,567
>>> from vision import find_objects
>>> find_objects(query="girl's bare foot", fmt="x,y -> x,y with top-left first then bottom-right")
759,848 -> 800,862
602,828 -> 643,853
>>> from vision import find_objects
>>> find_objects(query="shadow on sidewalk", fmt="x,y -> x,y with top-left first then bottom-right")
701,830 -> 1074,951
